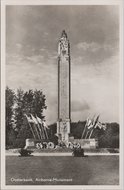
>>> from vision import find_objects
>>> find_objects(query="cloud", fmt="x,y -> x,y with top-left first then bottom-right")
77,42 -> 101,52
6,47 -> 119,124
6,5 -> 119,124
73,41 -> 118,66
76,41 -> 117,53
72,100 -> 90,112
26,55 -> 44,63
16,43 -> 23,50
71,54 -> 119,122
6,53 -> 25,65
6,50 -> 58,124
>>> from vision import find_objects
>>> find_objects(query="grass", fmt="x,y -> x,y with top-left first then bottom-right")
6,147 -> 119,153
6,156 -> 119,185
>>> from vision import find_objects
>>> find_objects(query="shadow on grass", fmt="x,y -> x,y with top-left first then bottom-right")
18,155 -> 34,157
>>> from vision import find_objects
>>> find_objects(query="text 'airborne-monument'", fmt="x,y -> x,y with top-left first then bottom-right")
57,30 -> 71,142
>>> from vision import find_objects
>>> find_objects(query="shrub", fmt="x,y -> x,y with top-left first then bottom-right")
18,148 -> 33,156
72,147 -> 84,157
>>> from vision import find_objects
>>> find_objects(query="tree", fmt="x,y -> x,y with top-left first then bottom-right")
98,123 -> 119,148
15,89 -> 47,141
6,86 -> 16,146
14,88 -> 24,133
21,89 -> 47,118
70,121 -> 85,138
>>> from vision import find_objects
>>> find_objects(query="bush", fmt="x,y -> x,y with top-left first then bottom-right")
18,148 -> 33,156
72,147 -> 84,157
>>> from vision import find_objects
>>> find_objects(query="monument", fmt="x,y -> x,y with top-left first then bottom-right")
57,30 -> 71,142
25,31 -> 98,149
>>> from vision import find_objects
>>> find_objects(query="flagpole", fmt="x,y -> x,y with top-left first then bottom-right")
89,128 -> 94,139
43,126 -> 48,139
36,123 -> 42,140
81,123 -> 87,139
35,116 -> 43,140
85,131 -> 89,139
25,114 -> 36,139
44,121 -> 49,139
89,119 -> 99,139
88,124 -> 96,139
29,122 -> 36,139
36,115 -> 44,139
33,123 -> 41,140
36,115 -> 46,140
30,114 -> 41,140
88,115 -> 99,139
41,123 -> 46,139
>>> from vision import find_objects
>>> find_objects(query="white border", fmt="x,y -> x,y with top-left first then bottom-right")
1,0 -> 123,189
1,0 -> 123,5
119,2 -> 124,189
1,1 -> 6,189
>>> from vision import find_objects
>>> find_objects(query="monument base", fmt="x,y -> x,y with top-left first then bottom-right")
69,137 -> 98,149
25,139 -> 35,149
57,119 -> 70,143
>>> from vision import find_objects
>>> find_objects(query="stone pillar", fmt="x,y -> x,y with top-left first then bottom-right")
57,30 -> 71,143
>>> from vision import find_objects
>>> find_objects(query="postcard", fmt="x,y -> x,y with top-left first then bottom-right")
1,0 -> 123,189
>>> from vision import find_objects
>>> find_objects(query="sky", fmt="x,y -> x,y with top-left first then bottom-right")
6,5 -> 120,124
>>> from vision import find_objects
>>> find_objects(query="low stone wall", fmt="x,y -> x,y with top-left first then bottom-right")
24,138 -> 98,150
69,138 -> 98,149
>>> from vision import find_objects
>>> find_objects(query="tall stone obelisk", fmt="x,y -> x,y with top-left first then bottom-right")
57,30 -> 71,142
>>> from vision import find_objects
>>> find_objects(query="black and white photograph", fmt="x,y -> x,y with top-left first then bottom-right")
1,0 -> 123,189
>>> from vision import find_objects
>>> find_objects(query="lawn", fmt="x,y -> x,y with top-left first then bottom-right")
6,156 -> 119,185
